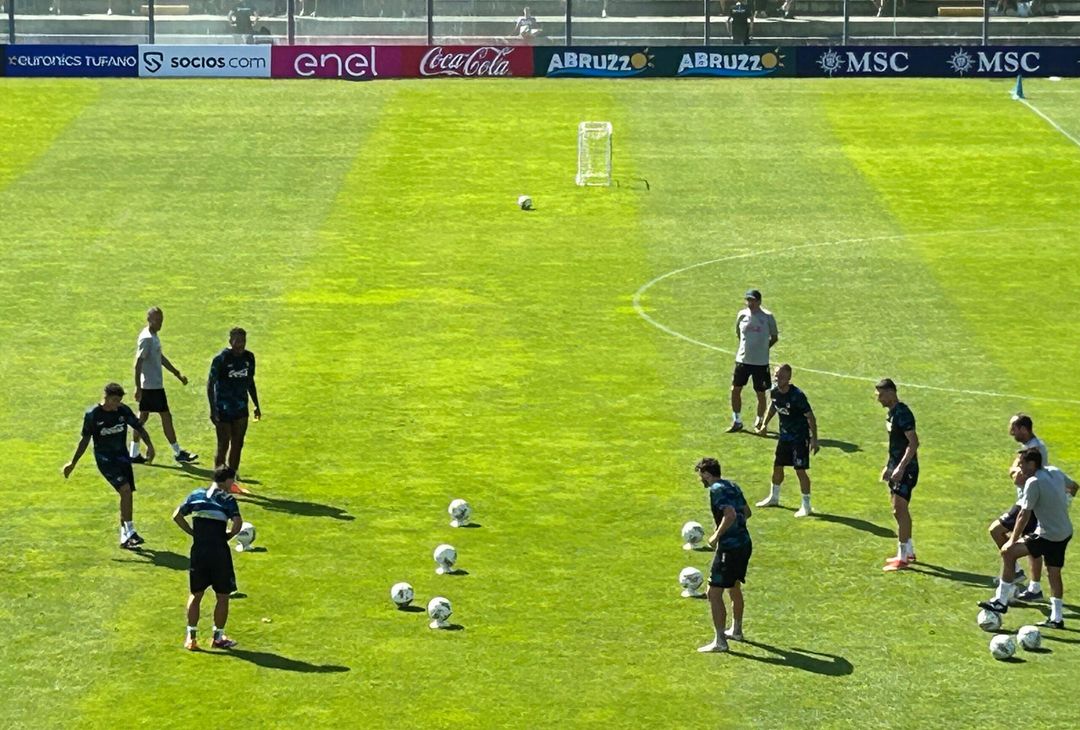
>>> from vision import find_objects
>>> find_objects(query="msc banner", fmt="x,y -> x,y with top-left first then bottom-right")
5,45 -> 138,77
534,47 -> 793,78
797,46 -> 1080,78
271,46 -> 398,79
138,45 -> 270,78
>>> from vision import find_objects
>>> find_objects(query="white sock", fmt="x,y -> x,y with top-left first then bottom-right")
171,442 -> 181,456
1051,597 -> 1064,622
770,484 -> 781,499
905,539 -> 914,558
731,620 -> 742,634
895,542 -> 905,561
213,626 -> 224,639
1015,560 -> 1024,573
1028,581 -> 1041,593
187,625 -> 197,638
994,580 -> 1014,605
733,412 -> 742,423
120,525 -> 129,542
129,441 -> 140,458
801,493 -> 811,510
123,521 -> 134,538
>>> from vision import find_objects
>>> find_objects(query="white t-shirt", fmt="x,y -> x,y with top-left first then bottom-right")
136,326 -> 164,389
1014,436 -> 1049,500
1020,466 -> 1073,542
735,307 -> 778,366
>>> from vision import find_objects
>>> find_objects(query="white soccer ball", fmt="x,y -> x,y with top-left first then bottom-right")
681,521 -> 705,549
428,596 -> 452,625
678,567 -> 704,597
234,521 -> 256,552
990,633 -> 1017,660
448,498 -> 472,527
1017,625 -> 1042,651
977,609 -> 1003,632
390,582 -> 414,608
434,544 -> 457,574
517,194 -> 533,210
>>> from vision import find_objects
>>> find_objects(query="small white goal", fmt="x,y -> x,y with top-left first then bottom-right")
576,121 -> 613,187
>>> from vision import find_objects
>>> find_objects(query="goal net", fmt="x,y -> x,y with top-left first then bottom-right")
576,121 -> 613,187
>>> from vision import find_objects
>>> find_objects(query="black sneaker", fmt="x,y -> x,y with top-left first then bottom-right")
978,599 -> 1009,614
1015,588 -> 1044,602
1037,618 -> 1065,629
120,536 -> 141,550
127,532 -> 145,547
129,454 -> 147,464
727,421 -> 744,433
175,450 -> 199,464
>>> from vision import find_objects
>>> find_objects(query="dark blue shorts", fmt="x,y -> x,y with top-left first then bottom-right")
189,544 -> 237,594
888,463 -> 918,502
95,455 -> 135,492
999,503 -> 1038,535
215,407 -> 249,423
710,540 -> 752,588
775,438 -> 810,470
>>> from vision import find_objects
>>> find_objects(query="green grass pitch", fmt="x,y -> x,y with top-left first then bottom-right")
1,76 -> 1079,727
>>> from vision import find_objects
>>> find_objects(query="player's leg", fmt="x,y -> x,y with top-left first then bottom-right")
993,506 -> 1027,585
116,475 -> 143,547
159,410 -> 198,464
751,367 -> 771,430
982,540 -> 1029,612
884,489 -> 912,569
726,582 -> 745,640
211,550 -> 238,648
227,417 -> 249,474
729,363 -> 749,431
794,467 -> 812,517
757,463 -> 784,507
1044,565 -> 1065,627
185,591 -> 204,649
724,542 -> 750,640
699,585 -> 729,652
214,418 -> 231,467
129,412 -> 151,460
988,517 -> 1009,549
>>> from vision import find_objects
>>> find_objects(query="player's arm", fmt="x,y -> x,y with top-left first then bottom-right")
807,410 -> 819,453
757,403 -> 777,433
172,506 -> 195,537
62,435 -> 91,478
1008,508 -> 1033,547
124,408 -> 155,462
1064,475 -> 1078,499
225,514 -> 242,541
248,355 -> 261,420
708,506 -> 737,548
767,314 -> 778,348
160,354 -> 188,386
207,357 -> 220,423
891,429 -> 919,481
133,354 -> 144,403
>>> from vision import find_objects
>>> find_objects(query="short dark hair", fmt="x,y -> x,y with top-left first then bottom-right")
1020,447 -> 1043,470
146,306 -> 162,318
214,465 -> 236,483
695,457 -> 722,478
229,327 -> 247,341
103,382 -> 125,398
875,378 -> 897,392
1013,413 -> 1033,431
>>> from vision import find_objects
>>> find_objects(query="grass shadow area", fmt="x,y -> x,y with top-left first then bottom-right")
240,492 -> 354,521
397,605 -> 426,614
739,431 -> 860,453
814,513 -> 894,538
907,561 -> 995,590
728,641 -> 854,676
112,548 -> 188,572
212,649 -> 350,673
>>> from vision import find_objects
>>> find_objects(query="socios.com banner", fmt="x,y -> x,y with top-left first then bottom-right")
271,46 -> 400,79
5,45 -> 138,77
796,46 -> 1080,78
138,45 -> 270,78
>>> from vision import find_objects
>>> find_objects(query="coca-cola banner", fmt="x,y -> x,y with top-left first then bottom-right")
399,46 -> 533,78
271,46 -> 402,79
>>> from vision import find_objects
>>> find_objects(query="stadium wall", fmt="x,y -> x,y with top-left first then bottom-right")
2,44 -> 1078,78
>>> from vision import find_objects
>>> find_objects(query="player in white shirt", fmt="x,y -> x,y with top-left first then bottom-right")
130,307 -> 198,464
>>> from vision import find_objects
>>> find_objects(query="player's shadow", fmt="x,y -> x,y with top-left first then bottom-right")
744,432 -> 861,453
458,523 -> 483,529
730,641 -> 854,676
814,513 -> 895,539
442,569 -> 470,576
906,562 -> 994,590
438,623 -> 465,631
145,463 -> 263,486
240,492 -> 354,521
241,546 -> 268,553
212,649 -> 350,673
397,605 -> 426,614
1043,634 -> 1080,645
112,548 -> 188,572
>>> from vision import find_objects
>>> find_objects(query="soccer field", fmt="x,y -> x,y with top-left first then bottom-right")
2,76 -> 1080,728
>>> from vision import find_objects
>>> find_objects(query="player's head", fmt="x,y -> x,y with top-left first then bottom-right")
523,5 -> 530,14
775,363 -> 792,388
229,327 -> 247,353
1019,446 -> 1043,476
213,465 -> 236,489
146,306 -> 163,332
875,378 -> 898,407
744,288 -> 762,311
102,382 -> 125,410
695,457 -> 722,486
1009,413 -> 1034,442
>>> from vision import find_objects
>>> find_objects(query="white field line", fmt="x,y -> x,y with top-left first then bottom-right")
632,227 -> 1080,405
1018,97 -> 1080,149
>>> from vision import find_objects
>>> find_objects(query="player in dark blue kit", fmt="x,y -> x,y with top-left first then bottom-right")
207,327 -> 261,487
695,457 -> 753,653
62,382 -> 157,549
876,378 -> 920,572
173,465 -> 243,651
755,364 -> 819,517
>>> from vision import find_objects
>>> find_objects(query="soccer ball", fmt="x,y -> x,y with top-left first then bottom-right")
1017,625 -> 1042,651
977,609 -> 1003,632
681,521 -> 705,550
518,195 -> 533,210
448,498 -> 472,527
234,521 -> 256,552
428,596 -> 452,628
390,582 -> 414,608
434,544 -> 457,574
989,634 -> 1017,660
678,567 -> 704,597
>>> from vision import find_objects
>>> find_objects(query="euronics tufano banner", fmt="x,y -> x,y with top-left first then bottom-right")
5,45 -> 138,77
796,46 -> 1080,78
138,45 -> 270,78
